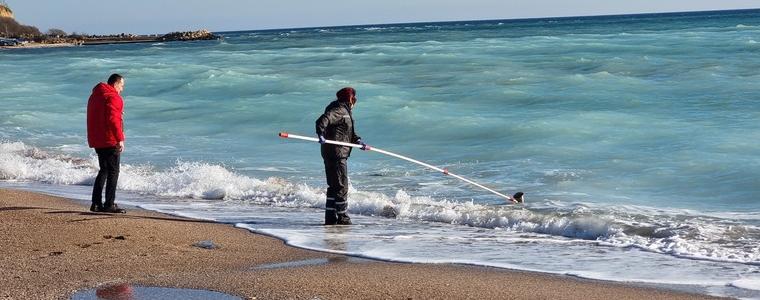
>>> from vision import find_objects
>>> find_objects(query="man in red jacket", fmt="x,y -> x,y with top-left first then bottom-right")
87,74 -> 126,213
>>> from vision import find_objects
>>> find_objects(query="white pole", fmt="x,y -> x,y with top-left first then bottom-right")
278,132 -> 522,203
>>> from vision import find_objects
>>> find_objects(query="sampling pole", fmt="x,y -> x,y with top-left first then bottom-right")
278,132 -> 522,203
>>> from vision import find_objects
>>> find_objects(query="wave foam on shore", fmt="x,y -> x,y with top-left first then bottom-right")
2,140 -> 759,267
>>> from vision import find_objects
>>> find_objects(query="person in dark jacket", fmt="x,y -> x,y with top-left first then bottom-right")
87,74 -> 126,214
316,87 -> 368,225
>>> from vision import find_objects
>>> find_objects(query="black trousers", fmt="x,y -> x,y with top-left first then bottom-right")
324,158 -> 348,219
92,147 -> 120,208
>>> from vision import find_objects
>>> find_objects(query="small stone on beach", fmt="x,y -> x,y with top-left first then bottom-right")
193,240 -> 219,249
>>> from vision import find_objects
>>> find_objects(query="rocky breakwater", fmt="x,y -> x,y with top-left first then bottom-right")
160,29 -> 220,41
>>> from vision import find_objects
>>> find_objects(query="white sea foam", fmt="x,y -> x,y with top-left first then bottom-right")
565,271 -> 720,286
2,140 -> 759,267
0,141 -> 95,185
729,278 -> 760,291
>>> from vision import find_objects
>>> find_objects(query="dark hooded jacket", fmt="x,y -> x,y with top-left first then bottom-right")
316,100 -> 361,159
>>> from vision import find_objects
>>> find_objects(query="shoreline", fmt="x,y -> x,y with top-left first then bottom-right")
0,42 -> 77,49
0,188 -> 722,299
0,39 -> 169,50
0,29 -> 219,50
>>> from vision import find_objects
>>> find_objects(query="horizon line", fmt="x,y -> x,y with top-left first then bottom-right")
215,7 -> 760,34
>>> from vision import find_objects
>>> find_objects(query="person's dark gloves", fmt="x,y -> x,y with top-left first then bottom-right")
318,135 -> 326,144
358,139 -> 369,151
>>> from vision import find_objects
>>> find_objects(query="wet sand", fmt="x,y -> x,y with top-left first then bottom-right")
0,188 -> 722,299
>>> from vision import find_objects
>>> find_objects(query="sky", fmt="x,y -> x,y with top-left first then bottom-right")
6,0 -> 760,34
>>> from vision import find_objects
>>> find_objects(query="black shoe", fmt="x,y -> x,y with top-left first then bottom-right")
101,204 -> 126,214
89,204 -> 103,212
325,211 -> 338,225
336,214 -> 352,225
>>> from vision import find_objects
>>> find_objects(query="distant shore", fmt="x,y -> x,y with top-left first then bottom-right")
0,29 -> 219,50
0,188 -> 720,300
0,42 -> 77,49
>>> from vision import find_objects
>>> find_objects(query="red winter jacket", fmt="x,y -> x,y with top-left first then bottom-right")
87,83 -> 124,148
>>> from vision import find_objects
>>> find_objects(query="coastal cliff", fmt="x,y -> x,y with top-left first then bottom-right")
0,3 -> 41,38
0,3 -> 13,19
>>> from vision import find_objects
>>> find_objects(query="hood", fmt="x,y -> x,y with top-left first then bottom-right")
328,99 -> 352,113
92,82 -> 118,97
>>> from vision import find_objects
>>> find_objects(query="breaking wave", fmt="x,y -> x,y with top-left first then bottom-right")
1,140 -> 759,266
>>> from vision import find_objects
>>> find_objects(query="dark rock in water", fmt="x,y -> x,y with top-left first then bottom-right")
160,29 -> 220,41
381,205 -> 398,218
193,240 -> 219,249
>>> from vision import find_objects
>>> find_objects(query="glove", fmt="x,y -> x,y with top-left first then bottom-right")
358,139 -> 369,151
318,135 -> 326,144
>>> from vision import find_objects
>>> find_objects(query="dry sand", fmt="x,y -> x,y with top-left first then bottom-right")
0,188 -> 722,299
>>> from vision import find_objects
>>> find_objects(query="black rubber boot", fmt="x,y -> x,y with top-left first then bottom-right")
325,210 -> 338,225
336,213 -> 352,225
89,203 -> 102,212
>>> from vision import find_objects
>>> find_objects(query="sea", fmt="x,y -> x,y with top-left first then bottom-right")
2,9 -> 759,298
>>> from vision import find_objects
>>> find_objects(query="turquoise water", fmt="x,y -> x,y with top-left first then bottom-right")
2,9 -> 760,297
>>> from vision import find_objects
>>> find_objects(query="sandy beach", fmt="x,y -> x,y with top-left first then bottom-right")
0,188 -> 723,300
